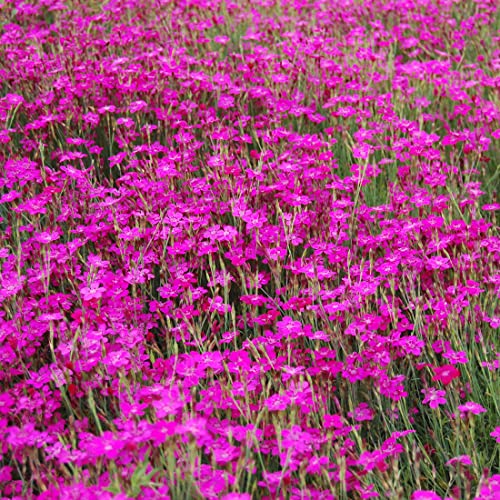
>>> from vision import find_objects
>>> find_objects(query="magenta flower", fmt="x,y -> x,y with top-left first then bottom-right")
33,230 -> 60,244
219,330 -> 240,344
1,0 -> 499,495
323,414 -> 344,429
276,316 -> 304,338
443,350 -> 468,365
210,439 -> 240,465
116,117 -> 134,127
490,427 -> 500,443
412,490 -> 441,500
103,349 -> 130,375
281,425 -> 312,454
446,454 -> 472,467
129,100 -> 147,113
80,282 -> 105,301
357,449 -> 388,473
213,35 -> 230,44
457,401 -> 487,417
421,388 -> 447,409
265,393 -> 291,412
0,392 -> 15,415
80,431 -> 124,460
348,402 -> 375,422
378,373 -> 408,401
476,474 -> 500,499
218,94 -> 235,109
432,364 -> 460,385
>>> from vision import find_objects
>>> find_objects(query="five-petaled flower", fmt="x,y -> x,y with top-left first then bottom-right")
422,388 -> 447,409
432,364 -> 460,385
457,401 -> 487,418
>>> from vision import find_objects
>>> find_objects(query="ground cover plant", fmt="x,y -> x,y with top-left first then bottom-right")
0,0 -> 499,498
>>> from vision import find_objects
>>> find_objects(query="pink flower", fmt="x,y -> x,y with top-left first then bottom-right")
378,373 -> 408,401
307,329 -> 330,341
265,393 -> 291,412
477,474 -> 500,499
443,350 -> 468,364
218,94 -> 235,109
116,117 -> 134,127
151,386 -> 186,418
305,455 -> 329,475
276,316 -> 304,338
490,427 -> 500,443
0,393 -> 15,415
282,365 -> 304,381
281,425 -> 312,454
446,454 -> 472,467
427,256 -> 451,270
80,282 -> 105,301
129,100 -> 147,113
457,401 -> 487,417
348,402 -> 375,422
103,349 -> 130,374
208,296 -> 232,314
213,35 -> 230,44
323,414 -> 344,429
412,490 -> 441,500
80,431 -> 124,460
34,230 -> 60,244
219,330 -> 240,344
432,365 -> 460,385
357,483 -> 379,498
82,112 -> 99,126
352,143 -> 371,159
357,449 -> 388,472
422,388 -> 447,409
210,439 -> 240,465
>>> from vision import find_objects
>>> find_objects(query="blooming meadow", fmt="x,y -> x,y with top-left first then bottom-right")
0,0 -> 499,498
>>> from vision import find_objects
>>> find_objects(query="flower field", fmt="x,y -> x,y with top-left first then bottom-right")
0,0 -> 499,498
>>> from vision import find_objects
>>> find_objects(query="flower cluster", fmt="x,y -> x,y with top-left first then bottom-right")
0,0 -> 498,498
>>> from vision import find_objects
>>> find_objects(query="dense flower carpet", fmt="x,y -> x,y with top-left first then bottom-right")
0,0 -> 499,498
